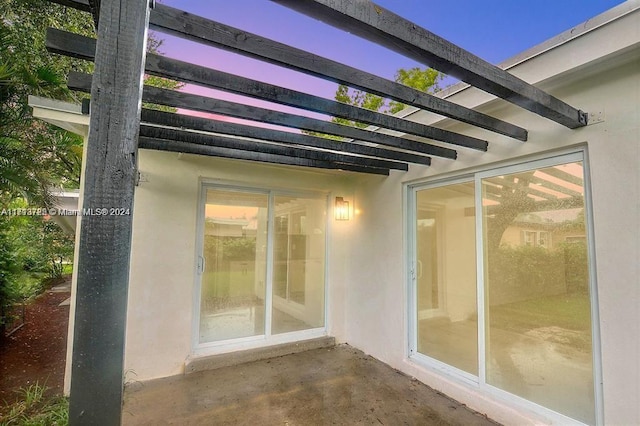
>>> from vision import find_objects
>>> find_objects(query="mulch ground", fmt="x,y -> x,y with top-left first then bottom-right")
0,277 -> 70,407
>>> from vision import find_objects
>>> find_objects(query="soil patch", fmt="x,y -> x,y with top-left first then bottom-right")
0,277 -> 70,406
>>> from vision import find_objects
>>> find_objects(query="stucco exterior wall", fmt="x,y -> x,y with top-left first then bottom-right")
343,37 -> 639,426
124,154 -> 356,381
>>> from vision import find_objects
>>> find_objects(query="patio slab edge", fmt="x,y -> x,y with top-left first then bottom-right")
184,336 -> 336,374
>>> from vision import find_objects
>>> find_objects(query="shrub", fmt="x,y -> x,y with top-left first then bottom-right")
0,217 -> 20,335
487,242 -> 589,305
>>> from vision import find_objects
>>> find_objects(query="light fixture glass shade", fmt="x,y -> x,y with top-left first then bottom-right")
335,197 -> 349,220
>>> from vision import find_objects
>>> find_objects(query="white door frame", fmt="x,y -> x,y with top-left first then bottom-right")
192,181 -> 329,356
406,148 -> 603,425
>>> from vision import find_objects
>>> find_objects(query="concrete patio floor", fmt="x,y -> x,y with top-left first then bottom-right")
122,345 -> 499,425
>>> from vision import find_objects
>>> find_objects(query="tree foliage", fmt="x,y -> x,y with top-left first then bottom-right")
303,66 -> 443,139
332,66 -> 443,128
143,34 -> 185,112
0,0 -> 183,205
1,0 -> 95,205
0,0 -> 181,332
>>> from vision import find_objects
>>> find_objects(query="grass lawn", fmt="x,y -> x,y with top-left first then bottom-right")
0,383 -> 68,425
489,292 -> 592,332
201,270 -> 257,300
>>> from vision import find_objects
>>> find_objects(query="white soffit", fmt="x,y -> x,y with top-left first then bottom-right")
28,95 -> 89,136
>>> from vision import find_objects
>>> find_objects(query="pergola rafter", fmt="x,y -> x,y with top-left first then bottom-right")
140,109 -> 433,166
139,125 -> 406,171
67,72 -> 451,160
47,28 -> 486,152
271,0 -> 588,128
139,137 -> 391,175
148,4 -> 529,141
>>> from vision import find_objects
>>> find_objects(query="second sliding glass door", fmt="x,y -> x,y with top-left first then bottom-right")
198,186 -> 326,346
409,154 -> 598,425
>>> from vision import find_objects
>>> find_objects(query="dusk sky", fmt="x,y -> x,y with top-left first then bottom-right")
156,0 -> 627,127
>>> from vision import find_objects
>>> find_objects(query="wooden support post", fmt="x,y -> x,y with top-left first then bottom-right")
69,0 -> 149,424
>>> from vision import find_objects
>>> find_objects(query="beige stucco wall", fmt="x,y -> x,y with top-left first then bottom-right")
342,31 -> 639,426
123,153 -> 357,381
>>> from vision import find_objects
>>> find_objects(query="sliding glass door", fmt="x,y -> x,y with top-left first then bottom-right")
198,186 -> 326,347
409,153 -> 598,425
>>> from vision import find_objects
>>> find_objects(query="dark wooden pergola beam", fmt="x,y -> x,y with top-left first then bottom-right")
272,0 -> 588,129
148,4 -> 528,141
49,0 -> 91,12
49,32 -> 457,159
68,71 -> 450,159
141,109 -> 431,166
138,137 -> 389,175
87,0 -> 99,27
46,29 -> 485,152
139,125 -> 405,171
68,0 -> 149,423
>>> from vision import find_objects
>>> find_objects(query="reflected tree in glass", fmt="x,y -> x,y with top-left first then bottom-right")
482,162 -> 595,425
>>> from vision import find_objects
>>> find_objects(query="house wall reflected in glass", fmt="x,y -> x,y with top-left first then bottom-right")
482,162 -> 595,425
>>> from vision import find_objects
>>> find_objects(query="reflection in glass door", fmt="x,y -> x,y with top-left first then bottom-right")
272,195 -> 325,335
199,189 -> 268,343
410,155 -> 598,425
482,161 -> 595,425
414,182 -> 478,376
198,187 -> 326,345
416,208 -> 441,314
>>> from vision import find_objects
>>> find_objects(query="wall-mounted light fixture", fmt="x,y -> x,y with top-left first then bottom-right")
335,197 -> 350,221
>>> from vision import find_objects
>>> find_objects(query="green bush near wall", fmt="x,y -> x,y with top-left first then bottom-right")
487,242 -> 589,305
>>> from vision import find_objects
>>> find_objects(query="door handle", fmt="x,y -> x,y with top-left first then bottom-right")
197,256 -> 206,275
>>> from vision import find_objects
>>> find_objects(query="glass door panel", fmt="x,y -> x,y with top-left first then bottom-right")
415,182 -> 478,375
482,161 -> 595,425
199,189 -> 268,344
271,195 -> 326,335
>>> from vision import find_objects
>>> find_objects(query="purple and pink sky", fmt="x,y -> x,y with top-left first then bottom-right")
156,0 -> 627,127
